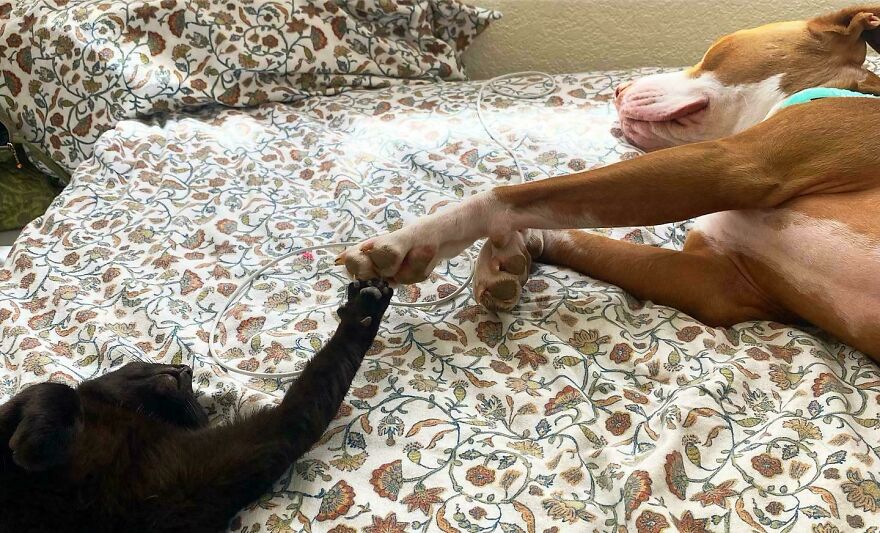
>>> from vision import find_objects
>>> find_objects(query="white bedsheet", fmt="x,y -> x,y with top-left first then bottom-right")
3,65 -> 880,532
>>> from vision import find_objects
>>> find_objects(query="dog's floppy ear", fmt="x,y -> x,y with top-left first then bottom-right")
0,383 -> 81,471
811,6 -> 880,54
856,71 -> 880,95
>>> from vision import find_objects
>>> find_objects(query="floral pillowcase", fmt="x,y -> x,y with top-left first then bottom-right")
0,0 -> 499,182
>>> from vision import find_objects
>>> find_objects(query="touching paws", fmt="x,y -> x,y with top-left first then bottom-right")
338,279 -> 393,329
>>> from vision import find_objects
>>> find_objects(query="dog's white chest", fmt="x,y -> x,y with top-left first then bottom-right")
693,210 -> 880,334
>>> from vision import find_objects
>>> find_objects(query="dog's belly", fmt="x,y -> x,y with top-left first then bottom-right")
691,190 -> 880,349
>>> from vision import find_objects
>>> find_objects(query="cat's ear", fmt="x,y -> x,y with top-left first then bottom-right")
1,383 -> 81,471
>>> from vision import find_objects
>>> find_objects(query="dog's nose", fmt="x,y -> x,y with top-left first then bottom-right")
615,81 -> 633,97
614,81 -> 634,103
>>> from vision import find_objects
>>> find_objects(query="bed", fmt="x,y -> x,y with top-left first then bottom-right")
3,1 -> 880,531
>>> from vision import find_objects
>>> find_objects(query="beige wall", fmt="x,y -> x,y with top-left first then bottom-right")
463,0 -> 859,79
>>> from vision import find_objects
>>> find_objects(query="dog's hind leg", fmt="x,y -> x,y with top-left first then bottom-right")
498,228 -> 792,327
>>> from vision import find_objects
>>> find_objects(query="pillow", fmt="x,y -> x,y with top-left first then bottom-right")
0,0 -> 499,182
335,0 -> 496,53
432,0 -> 497,53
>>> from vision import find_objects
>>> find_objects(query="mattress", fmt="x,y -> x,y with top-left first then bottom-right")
3,61 -> 880,532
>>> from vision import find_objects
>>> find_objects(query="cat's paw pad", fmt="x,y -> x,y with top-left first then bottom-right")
339,279 -> 393,326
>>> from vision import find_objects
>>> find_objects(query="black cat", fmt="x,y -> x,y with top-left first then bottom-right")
0,279 -> 393,533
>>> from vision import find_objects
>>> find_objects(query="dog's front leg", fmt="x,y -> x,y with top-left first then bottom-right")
340,99 -> 879,284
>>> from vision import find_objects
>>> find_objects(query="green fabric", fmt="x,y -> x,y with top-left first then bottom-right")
777,87 -> 879,109
0,147 -> 63,232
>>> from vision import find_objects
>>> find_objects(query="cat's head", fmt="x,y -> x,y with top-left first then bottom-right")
1,363 -> 208,471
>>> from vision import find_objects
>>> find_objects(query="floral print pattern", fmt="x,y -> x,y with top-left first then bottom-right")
0,0 -> 498,181
3,59 -> 880,531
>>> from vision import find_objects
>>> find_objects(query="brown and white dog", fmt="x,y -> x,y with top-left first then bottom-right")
339,6 -> 880,359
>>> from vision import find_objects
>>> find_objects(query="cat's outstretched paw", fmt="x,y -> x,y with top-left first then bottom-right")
338,279 -> 393,329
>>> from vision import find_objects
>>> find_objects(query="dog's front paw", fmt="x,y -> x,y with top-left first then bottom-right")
337,197 -> 490,285
337,229 -> 441,285
338,279 -> 393,329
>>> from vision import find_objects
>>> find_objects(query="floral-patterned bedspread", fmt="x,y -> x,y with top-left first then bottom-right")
3,62 -> 880,533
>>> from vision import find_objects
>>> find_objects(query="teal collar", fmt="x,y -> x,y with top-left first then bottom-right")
776,87 -> 878,110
